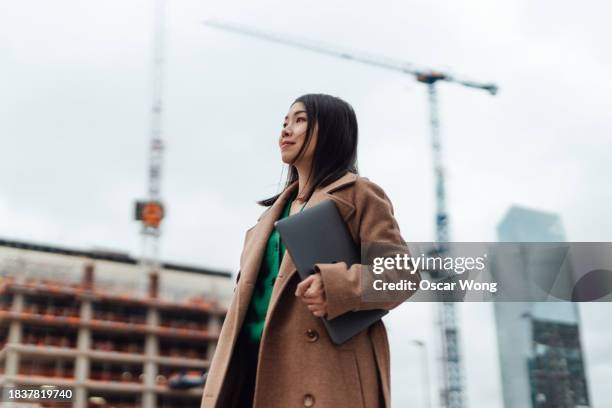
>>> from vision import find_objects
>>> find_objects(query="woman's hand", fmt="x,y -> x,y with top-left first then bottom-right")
295,273 -> 328,318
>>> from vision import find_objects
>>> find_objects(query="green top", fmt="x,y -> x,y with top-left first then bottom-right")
241,191 -> 299,347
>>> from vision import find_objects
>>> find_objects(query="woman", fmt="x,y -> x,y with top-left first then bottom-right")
201,94 -> 418,408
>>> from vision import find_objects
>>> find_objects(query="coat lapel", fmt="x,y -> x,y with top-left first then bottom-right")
235,182 -> 299,317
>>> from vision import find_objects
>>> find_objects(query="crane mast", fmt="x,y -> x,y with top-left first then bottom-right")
425,79 -> 463,408
202,19 -> 498,408
135,0 -> 166,301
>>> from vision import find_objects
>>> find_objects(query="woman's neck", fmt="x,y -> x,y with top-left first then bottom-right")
295,163 -> 312,201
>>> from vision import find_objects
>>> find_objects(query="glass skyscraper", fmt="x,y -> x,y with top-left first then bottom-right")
493,206 -> 590,408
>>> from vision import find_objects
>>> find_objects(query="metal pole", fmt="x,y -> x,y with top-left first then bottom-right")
412,340 -> 432,408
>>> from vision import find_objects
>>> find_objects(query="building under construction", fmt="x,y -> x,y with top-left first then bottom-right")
0,238 -> 233,408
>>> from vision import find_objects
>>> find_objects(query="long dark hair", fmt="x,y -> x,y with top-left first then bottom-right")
258,93 -> 359,207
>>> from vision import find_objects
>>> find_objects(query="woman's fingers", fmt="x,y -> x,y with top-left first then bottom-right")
302,285 -> 325,303
304,278 -> 322,297
299,274 -> 325,298
295,275 -> 316,296
302,296 -> 324,305
307,304 -> 327,317
296,274 -> 327,318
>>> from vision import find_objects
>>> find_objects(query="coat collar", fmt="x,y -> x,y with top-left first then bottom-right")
257,171 -> 358,222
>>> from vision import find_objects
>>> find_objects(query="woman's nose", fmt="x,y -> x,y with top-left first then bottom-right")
282,126 -> 292,138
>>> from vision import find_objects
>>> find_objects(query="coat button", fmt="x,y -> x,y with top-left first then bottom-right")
305,329 -> 319,342
303,393 -> 315,407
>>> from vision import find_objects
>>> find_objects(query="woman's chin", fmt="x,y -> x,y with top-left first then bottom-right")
280,152 -> 295,164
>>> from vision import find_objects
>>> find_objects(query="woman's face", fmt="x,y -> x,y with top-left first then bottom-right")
279,102 -> 317,166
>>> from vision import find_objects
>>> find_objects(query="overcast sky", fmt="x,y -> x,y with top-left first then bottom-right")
1,1 -> 611,406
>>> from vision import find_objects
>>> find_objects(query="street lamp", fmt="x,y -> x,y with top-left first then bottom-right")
411,339 -> 432,408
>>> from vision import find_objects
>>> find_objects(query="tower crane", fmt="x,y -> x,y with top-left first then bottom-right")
135,0 -> 167,300
202,19 -> 498,408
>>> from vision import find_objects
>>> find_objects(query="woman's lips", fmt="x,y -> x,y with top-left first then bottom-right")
281,142 -> 295,150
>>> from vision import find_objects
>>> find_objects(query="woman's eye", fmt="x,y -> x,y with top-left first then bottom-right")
296,117 -> 306,123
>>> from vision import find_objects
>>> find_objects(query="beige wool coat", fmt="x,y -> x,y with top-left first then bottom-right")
200,171 -> 419,408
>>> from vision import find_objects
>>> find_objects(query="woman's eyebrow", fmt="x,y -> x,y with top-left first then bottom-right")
284,110 -> 307,120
